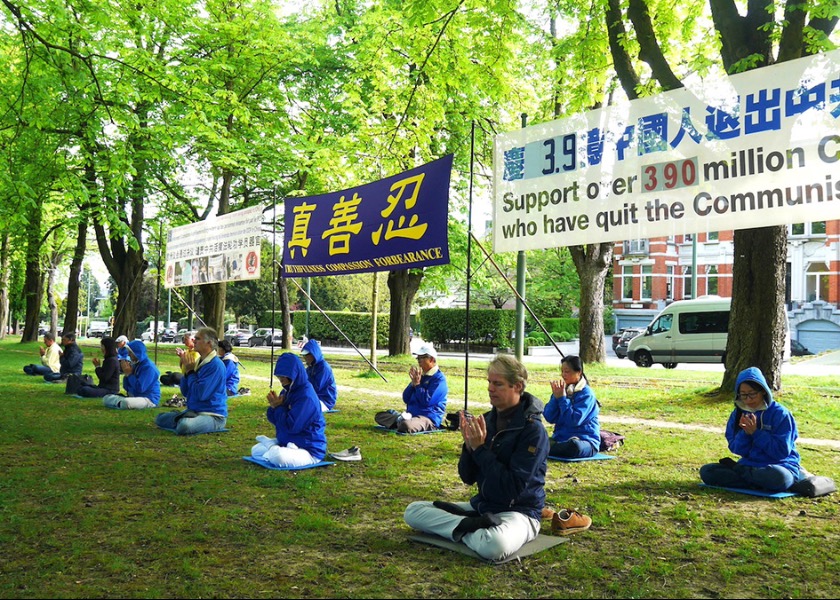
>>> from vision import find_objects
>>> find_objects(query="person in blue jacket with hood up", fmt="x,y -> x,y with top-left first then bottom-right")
544,355 -> 600,459
103,340 -> 161,409
700,366 -> 802,492
155,328 -> 228,434
301,339 -> 337,411
251,352 -> 327,468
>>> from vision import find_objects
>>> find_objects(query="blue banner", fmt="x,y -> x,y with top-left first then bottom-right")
283,155 -> 453,277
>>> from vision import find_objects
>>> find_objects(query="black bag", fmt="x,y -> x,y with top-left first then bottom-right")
789,475 -> 836,498
65,373 -> 93,395
160,371 -> 182,386
599,430 -> 625,452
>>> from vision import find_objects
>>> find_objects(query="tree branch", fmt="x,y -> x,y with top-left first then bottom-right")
627,0 -> 683,91
605,0 -> 641,99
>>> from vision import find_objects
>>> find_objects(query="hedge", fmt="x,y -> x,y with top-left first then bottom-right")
420,308 -> 516,346
292,311 -> 389,347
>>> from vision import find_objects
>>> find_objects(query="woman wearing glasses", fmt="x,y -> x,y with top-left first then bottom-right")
700,367 -> 802,491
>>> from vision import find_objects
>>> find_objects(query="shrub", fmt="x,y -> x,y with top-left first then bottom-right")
292,311 -> 389,346
420,308 -> 516,346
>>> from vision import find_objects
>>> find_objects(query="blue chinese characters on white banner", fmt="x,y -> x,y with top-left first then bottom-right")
493,49 -> 840,252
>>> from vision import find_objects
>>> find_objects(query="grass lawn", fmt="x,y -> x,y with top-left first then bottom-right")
1,337 -> 839,598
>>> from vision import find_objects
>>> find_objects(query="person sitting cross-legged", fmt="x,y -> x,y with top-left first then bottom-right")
103,340 -> 161,409
544,355 -> 600,459
78,336 -> 121,398
404,355 -> 591,562
44,333 -> 84,383
375,342 -> 447,433
155,327 -> 228,434
250,352 -> 327,468
700,366 -> 803,492
217,339 -> 242,396
23,333 -> 61,377
301,339 -> 337,411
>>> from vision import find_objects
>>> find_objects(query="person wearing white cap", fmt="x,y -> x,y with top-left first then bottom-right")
375,342 -> 448,433
115,335 -> 130,361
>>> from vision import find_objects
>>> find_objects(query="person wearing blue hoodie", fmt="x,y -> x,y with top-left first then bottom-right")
250,352 -> 327,467
544,355 -> 600,459
700,367 -> 802,492
301,339 -> 337,411
217,339 -> 241,396
103,340 -> 161,409
155,327 -> 228,434
404,355 -> 583,562
375,342 -> 448,433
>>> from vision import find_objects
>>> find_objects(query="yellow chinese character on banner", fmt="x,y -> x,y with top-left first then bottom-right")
322,193 -> 363,255
288,202 -> 317,259
372,173 -> 428,245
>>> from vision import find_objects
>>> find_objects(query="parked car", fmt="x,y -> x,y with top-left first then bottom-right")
160,329 -> 178,343
615,327 -> 645,359
248,327 -> 283,347
224,329 -> 252,347
790,339 -> 815,356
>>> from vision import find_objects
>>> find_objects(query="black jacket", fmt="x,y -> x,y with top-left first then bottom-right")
458,391 -> 548,520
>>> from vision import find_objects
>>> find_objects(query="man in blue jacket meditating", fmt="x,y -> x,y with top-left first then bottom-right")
375,343 -> 447,433
155,327 -> 228,435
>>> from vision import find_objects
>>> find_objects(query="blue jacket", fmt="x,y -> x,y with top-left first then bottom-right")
458,391 -> 548,520
726,367 -> 800,478
302,340 -> 337,409
60,342 -> 84,377
123,341 -> 161,405
180,352 -> 228,417
402,367 -> 448,427
269,353 -> 327,460
221,353 -> 240,395
543,381 -> 600,451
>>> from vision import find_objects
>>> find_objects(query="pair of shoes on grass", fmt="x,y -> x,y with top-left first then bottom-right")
542,507 -> 592,535
165,394 -> 187,408
329,446 -> 361,462
238,387 -> 251,396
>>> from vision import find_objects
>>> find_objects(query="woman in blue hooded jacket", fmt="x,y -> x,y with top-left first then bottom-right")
301,339 -> 337,410
103,340 -> 161,409
543,355 -> 600,458
700,367 -> 801,492
251,353 -> 327,467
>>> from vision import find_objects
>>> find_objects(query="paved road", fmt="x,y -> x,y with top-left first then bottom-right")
326,336 -> 840,377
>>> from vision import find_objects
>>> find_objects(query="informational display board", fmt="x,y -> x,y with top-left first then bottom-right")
493,49 -> 840,252
164,205 -> 264,288
282,155 -> 452,277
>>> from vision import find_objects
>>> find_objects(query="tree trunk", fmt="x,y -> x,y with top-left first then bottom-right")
387,269 -> 423,356
63,218 -> 87,337
109,251 -> 148,339
201,282 -> 226,334
0,232 -> 10,339
721,226 -> 787,391
569,243 -> 612,364
21,199 -> 44,342
202,168 -> 232,333
47,263 -> 58,335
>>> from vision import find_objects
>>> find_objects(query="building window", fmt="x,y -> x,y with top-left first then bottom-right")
791,222 -> 826,236
707,231 -> 718,241
806,262 -> 830,302
642,265 -> 653,300
622,266 -> 633,300
683,266 -> 693,299
706,265 -> 718,295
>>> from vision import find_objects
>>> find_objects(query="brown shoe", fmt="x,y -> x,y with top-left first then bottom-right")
541,507 -> 556,520
551,509 -> 592,535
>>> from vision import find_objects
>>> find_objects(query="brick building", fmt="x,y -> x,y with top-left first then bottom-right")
613,220 -> 840,352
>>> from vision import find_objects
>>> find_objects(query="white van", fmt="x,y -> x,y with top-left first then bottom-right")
627,297 -> 790,368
